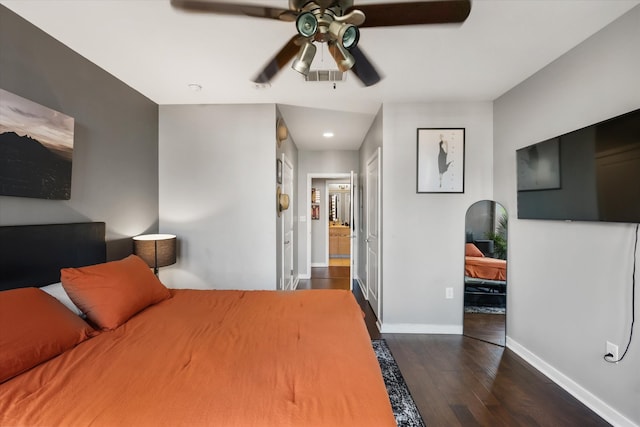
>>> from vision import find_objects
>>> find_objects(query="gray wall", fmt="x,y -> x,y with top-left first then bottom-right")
158,104 -> 277,290
381,102 -> 494,331
296,150 -> 359,278
0,5 -> 158,260
494,6 -> 640,425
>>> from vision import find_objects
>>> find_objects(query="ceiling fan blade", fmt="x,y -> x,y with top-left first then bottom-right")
171,0 -> 297,22
350,46 -> 382,87
253,36 -> 302,84
349,0 -> 471,28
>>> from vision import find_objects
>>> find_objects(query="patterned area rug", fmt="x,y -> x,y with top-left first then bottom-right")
464,306 -> 505,314
373,339 -> 426,427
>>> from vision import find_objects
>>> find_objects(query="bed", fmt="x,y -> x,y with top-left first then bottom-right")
464,243 -> 507,305
0,222 -> 396,427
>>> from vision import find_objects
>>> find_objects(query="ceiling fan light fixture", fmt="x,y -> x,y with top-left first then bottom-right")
172,0 -> 472,87
296,11 -> 318,38
341,25 -> 359,49
292,40 -> 317,76
329,21 -> 359,49
328,41 -> 355,72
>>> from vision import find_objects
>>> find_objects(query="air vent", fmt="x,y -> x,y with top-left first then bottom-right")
304,70 -> 346,82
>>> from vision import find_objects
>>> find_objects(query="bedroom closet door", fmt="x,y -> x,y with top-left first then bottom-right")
349,171 -> 356,290
463,200 -> 508,346
282,154 -> 294,290
366,148 -> 381,321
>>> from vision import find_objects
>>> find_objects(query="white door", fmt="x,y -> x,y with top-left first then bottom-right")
349,171 -> 356,290
366,148 -> 381,320
282,155 -> 294,290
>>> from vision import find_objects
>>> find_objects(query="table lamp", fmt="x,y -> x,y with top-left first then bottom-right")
132,234 -> 177,275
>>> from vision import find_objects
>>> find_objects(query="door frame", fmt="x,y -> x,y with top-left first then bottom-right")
305,172 -> 356,288
365,148 -> 382,323
325,177 -> 352,265
281,153 -> 294,290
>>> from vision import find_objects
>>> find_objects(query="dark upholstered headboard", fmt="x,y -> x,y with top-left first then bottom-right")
0,222 -> 106,291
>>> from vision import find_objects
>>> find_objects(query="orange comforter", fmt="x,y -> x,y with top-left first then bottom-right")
465,256 -> 507,281
0,289 -> 395,427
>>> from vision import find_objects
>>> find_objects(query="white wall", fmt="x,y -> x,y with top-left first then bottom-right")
296,150 -> 359,277
380,102 -> 494,332
494,6 -> 640,426
158,104 -> 277,290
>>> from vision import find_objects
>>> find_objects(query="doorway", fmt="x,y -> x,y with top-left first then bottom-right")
463,200 -> 508,346
328,180 -> 351,267
281,154 -> 294,290
307,173 -> 356,289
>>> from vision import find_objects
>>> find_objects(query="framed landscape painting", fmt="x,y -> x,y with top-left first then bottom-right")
417,128 -> 465,193
0,88 -> 74,200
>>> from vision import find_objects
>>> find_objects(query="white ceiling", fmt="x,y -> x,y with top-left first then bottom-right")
2,0 -> 638,150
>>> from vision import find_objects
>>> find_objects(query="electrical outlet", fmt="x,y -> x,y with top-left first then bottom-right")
445,287 -> 454,299
606,341 -> 619,361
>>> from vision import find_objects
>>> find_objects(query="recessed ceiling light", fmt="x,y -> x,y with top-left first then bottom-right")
188,83 -> 202,92
323,132 -> 334,138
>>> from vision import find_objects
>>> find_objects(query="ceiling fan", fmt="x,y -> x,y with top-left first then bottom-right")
170,0 -> 471,87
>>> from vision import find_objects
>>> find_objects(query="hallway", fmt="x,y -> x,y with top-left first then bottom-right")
297,266 -> 351,290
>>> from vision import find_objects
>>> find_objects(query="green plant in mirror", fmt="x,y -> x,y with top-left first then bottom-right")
486,213 -> 508,259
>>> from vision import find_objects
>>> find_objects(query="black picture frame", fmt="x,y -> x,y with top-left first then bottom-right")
417,128 -> 465,193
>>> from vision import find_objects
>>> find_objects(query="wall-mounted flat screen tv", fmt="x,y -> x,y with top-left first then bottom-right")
516,108 -> 640,224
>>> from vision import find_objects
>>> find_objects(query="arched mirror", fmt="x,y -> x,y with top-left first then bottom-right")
463,200 -> 508,346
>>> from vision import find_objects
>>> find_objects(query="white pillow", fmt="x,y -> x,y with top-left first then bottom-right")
41,282 -> 84,316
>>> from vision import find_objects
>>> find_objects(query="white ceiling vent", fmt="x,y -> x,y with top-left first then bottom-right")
305,70 -> 346,82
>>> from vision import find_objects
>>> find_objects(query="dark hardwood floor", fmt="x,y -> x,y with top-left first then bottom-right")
385,334 -> 609,426
297,266 -> 351,290
463,312 -> 506,347
298,267 -> 610,426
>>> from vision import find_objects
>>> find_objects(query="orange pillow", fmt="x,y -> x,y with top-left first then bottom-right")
0,287 -> 96,383
465,243 -> 485,257
61,255 -> 171,331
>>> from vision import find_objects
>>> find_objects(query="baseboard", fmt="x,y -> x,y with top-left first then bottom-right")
298,274 -> 310,280
311,262 -> 327,267
380,323 -> 462,334
356,277 -> 367,297
506,337 -> 638,427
